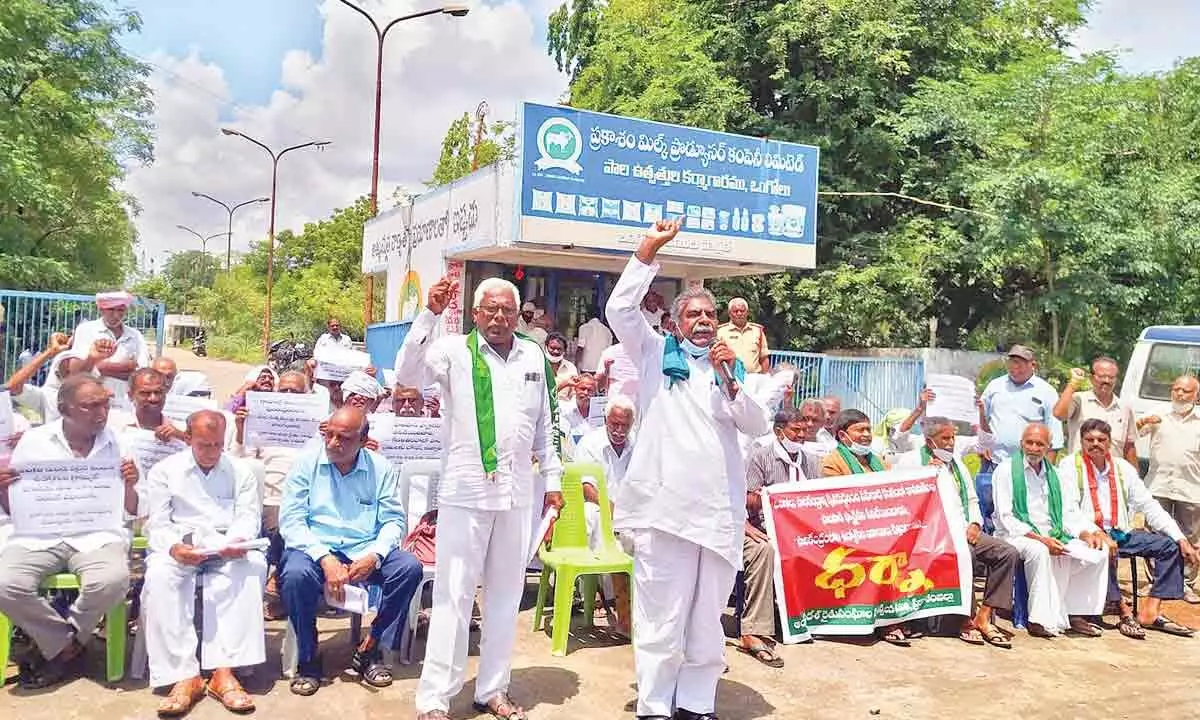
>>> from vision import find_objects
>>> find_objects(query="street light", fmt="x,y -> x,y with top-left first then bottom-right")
335,1 -> 470,324
191,192 -> 270,271
175,224 -> 229,257
220,128 -> 331,354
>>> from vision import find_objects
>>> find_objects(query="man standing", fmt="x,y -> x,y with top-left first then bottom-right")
1138,374 -> 1200,603
314,318 -> 353,356
740,407 -> 821,667
141,410 -> 265,715
1053,356 -> 1137,464
279,406 -> 423,697
897,417 -> 1019,648
607,218 -> 770,720
0,374 -> 140,688
596,342 -> 640,401
981,345 -> 1062,462
71,291 -> 152,410
1058,418 -> 1197,638
398,275 -> 563,720
992,423 -> 1109,637
716,298 -> 770,374
575,315 -> 613,374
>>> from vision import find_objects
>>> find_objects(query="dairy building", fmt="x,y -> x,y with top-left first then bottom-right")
362,102 -> 819,369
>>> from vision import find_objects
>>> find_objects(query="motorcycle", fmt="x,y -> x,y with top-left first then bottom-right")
268,337 -> 312,373
191,330 -> 207,357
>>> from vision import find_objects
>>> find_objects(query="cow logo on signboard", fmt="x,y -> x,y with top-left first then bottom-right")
534,116 -> 583,174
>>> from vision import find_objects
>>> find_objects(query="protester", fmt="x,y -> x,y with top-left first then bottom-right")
70,291 -> 152,409
992,423 -> 1109,637
390,384 -> 430,417
341,370 -> 384,412
141,410 -> 265,715
575,315 -> 613,375
6,332 -> 71,423
821,409 -> 891,477
0,374 -> 139,688
641,289 -> 664,334
1052,357 -> 1137,464
314,317 -> 353,356
981,345 -> 1063,461
397,274 -> 563,720
812,396 -> 841,453
545,331 -> 580,401
595,341 -> 640,401
741,406 -> 822,666
1137,373 -> 1200,603
560,374 -> 600,455
150,356 -> 180,395
716,298 -> 770,374
607,218 -> 770,720
1057,418 -> 1197,638
227,365 -> 278,413
897,416 -> 1019,648
517,301 -> 539,334
278,406 -> 422,696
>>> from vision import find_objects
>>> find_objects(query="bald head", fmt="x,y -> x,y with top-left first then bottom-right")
1020,423 -> 1051,464
324,405 -> 368,469
151,356 -> 178,389
187,410 -> 226,470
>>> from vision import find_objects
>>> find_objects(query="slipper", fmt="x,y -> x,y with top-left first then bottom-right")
980,625 -> 1012,649
207,678 -> 255,714
158,678 -> 206,718
1117,615 -> 1146,640
473,693 -> 528,720
880,626 -> 910,647
1067,620 -> 1103,637
1144,616 -> 1194,637
958,628 -> 985,646
1027,623 -> 1055,639
289,676 -> 321,697
737,641 -> 785,668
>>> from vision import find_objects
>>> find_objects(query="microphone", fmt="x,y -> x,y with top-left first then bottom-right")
716,359 -> 737,400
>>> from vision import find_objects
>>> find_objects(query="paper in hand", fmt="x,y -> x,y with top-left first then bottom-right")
324,583 -> 369,614
526,507 -> 559,566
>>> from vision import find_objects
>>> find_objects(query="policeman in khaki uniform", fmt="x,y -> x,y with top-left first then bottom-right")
716,297 -> 770,374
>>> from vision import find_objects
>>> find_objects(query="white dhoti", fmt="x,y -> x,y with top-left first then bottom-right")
415,503 -> 534,713
1006,537 -> 1108,634
632,528 -> 736,717
141,550 -> 268,688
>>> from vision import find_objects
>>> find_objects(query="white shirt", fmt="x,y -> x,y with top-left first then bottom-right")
641,308 -> 662,333
109,414 -> 187,509
576,318 -> 614,372
143,450 -> 261,555
812,428 -> 838,455
992,457 -> 1093,540
1144,408 -> 1200,504
1057,454 -> 1184,541
896,448 -> 982,527
560,400 -> 602,457
315,332 -> 353,356
596,343 -> 640,401
574,426 -> 633,497
70,319 -> 151,411
5,420 -> 130,553
606,257 -> 771,568
394,309 -> 563,511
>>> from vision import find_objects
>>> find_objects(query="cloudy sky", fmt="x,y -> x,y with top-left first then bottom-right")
117,0 -> 1196,271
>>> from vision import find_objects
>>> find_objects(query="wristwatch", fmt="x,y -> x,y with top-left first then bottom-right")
373,553 -> 383,570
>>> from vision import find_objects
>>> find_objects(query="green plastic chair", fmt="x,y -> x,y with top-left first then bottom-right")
531,462 -> 633,656
0,572 -> 128,686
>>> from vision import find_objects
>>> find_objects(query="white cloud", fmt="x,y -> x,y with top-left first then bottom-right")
123,0 -> 567,271
1073,0 -> 1199,73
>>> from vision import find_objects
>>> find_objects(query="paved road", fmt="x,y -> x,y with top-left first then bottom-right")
162,345 -> 256,402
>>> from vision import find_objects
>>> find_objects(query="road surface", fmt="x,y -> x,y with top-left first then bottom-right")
162,345 -> 256,402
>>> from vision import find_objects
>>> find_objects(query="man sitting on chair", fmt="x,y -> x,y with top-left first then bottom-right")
141,410 -> 266,716
1056,418 -> 1199,639
279,405 -> 423,696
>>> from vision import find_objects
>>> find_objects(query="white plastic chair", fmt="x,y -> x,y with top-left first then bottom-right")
396,459 -> 441,665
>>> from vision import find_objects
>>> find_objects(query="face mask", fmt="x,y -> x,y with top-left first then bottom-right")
779,436 -> 804,454
679,338 -> 709,359
547,351 -> 564,362
1172,400 -> 1194,415
846,441 -> 872,456
932,448 -> 955,463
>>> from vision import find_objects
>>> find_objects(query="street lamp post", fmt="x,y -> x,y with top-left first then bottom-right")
191,193 -> 270,271
175,225 -> 229,302
335,1 -> 469,326
219,129 -> 330,354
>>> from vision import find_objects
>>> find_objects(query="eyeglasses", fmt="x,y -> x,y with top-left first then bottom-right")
476,305 -> 519,319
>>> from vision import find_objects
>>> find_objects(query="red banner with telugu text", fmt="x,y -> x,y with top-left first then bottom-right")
761,467 -> 972,642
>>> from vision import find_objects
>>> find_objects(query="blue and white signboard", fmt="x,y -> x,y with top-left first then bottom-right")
517,102 -> 819,268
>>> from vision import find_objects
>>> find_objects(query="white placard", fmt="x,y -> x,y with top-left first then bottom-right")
245,391 -> 327,449
163,394 -> 218,424
122,428 -> 187,472
314,346 -> 371,382
368,414 -> 443,464
8,458 -> 124,537
924,373 -> 979,426
586,396 -> 607,424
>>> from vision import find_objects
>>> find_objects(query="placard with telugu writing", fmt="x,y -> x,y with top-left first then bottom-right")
8,458 -> 124,537
163,394 -> 218,424
314,346 -> 371,382
587,396 -> 607,424
924,373 -> 979,426
245,391 -> 326,449
122,428 -> 187,472
368,414 -> 443,464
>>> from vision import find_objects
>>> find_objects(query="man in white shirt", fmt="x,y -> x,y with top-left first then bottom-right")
980,345 -> 1063,461
608,219 -> 770,720
560,374 -> 601,456
70,291 -> 151,410
0,374 -> 139,688
141,410 -> 265,715
992,423 -> 1109,638
313,317 -> 353,356
897,416 -> 1019,648
596,342 -> 640,402
1053,357 -> 1137,464
1058,418 -> 1198,638
575,316 -> 613,373
398,276 -> 563,720
341,370 -> 383,412
111,368 -> 189,507
574,394 -> 636,635
812,395 -> 841,454
641,289 -> 664,334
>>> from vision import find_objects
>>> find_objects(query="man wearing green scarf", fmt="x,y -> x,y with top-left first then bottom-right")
992,423 -> 1111,638
397,276 -> 563,720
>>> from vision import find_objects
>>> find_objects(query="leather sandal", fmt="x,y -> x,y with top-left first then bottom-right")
157,677 -> 206,718
473,692 -> 528,720
206,676 -> 256,714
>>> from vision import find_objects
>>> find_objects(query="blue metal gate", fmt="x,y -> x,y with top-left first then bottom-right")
0,290 -> 166,380
768,350 -> 924,424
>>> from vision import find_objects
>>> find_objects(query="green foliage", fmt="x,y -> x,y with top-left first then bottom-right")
426,111 -> 516,188
131,250 -> 221,313
0,0 -> 152,290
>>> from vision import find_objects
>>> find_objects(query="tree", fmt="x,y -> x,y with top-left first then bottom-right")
426,110 -> 516,188
0,0 -> 153,290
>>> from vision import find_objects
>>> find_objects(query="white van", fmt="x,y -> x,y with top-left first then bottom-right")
1120,325 -> 1200,462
